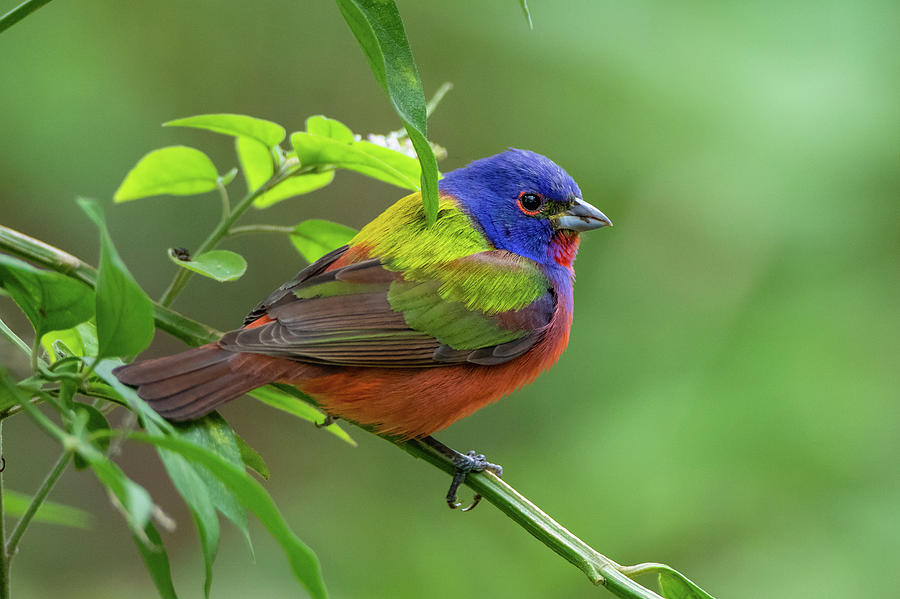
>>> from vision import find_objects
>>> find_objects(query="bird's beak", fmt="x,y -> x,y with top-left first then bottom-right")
552,198 -> 612,232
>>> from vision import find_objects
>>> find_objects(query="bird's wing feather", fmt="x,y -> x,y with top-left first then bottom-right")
242,244 -> 351,325
222,250 -> 555,367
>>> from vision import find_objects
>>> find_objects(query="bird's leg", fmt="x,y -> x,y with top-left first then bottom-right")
420,436 -> 503,511
316,414 -> 340,429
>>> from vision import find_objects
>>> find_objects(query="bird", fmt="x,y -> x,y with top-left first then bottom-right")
114,148 -> 611,506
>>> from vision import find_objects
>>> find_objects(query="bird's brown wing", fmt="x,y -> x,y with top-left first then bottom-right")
222,252 -> 555,367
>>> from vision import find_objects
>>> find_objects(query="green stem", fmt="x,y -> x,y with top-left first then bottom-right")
0,421 -> 8,599
0,226 -> 673,598
217,180 -> 231,221
426,81 -> 453,118
158,166 -> 306,307
5,452 -> 71,561
398,438 -> 662,598
29,337 -> 39,374
0,319 -> 31,358
0,225 -> 221,347
0,0 -> 54,35
227,224 -> 294,238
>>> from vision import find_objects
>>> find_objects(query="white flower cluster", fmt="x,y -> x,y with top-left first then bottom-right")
366,131 -> 448,161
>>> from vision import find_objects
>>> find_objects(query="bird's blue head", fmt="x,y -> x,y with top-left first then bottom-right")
439,149 -> 611,268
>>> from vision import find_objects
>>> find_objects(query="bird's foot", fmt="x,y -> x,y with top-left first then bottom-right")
419,436 -> 503,511
447,450 -> 503,511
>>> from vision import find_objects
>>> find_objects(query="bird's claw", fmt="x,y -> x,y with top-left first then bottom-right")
446,450 -> 503,511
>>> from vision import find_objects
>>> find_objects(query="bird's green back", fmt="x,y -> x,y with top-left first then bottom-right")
352,192 -> 549,315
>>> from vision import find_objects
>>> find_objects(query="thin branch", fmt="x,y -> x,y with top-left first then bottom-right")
158,165 -> 311,307
217,180 -> 231,221
0,0 -> 54,35
5,451 -> 72,560
399,439 -> 662,598
426,82 -> 453,118
0,318 -> 31,358
227,224 -> 294,238
0,226 -> 669,598
0,225 -> 221,347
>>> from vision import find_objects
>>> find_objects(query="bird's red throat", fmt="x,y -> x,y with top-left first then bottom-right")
550,230 -> 580,268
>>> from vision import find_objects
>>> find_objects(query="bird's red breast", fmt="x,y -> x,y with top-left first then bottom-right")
287,287 -> 572,439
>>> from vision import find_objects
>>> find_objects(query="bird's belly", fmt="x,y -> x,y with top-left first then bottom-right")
284,317 -> 571,440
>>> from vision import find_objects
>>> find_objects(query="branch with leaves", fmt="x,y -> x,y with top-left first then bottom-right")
0,1 -> 716,598
0,107 -> 714,599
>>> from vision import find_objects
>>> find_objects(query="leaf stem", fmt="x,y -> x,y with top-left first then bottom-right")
217,180 -> 231,221
5,451 -> 72,561
0,318 -> 31,358
425,82 -> 453,118
0,0 -> 54,35
158,166 -> 306,307
29,337 -> 39,374
227,224 -> 294,238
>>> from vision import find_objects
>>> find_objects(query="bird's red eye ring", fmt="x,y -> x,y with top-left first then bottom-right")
517,191 -> 543,215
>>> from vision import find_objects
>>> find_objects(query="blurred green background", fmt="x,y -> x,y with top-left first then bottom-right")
1,1 -> 898,597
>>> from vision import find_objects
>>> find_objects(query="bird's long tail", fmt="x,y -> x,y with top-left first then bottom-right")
113,344 -> 287,421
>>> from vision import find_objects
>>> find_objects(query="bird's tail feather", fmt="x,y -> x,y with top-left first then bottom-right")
113,344 -> 279,421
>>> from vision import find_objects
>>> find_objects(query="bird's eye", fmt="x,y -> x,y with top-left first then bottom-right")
517,192 -> 543,215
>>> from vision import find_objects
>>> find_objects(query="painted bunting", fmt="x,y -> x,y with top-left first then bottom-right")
114,149 -> 611,505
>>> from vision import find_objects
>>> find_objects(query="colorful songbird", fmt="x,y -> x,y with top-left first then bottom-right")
114,149 -> 611,505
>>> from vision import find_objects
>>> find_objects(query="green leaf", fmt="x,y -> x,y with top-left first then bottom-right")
175,414 -> 251,550
167,249 -> 247,283
41,328 -> 84,362
234,433 -> 269,479
78,199 -> 155,358
41,321 -> 99,361
251,385 -> 356,446
0,376 -> 18,414
134,522 -> 179,599
125,432 -> 328,599
71,403 -> 110,470
92,360 -> 218,596
114,146 -> 220,202
165,114 -> 286,147
334,0 -> 440,223
252,170 -> 335,209
519,0 -> 534,29
289,219 -> 357,263
0,254 -> 94,339
236,137 -> 275,193
0,369 -> 152,536
290,132 -> 420,189
655,565 -> 716,599
305,115 -> 355,143
155,437 -> 220,598
94,360 -> 248,597
2,490 -> 92,529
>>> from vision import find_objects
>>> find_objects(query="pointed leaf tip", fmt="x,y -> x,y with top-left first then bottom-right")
78,199 -> 155,358
334,0 -> 439,224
